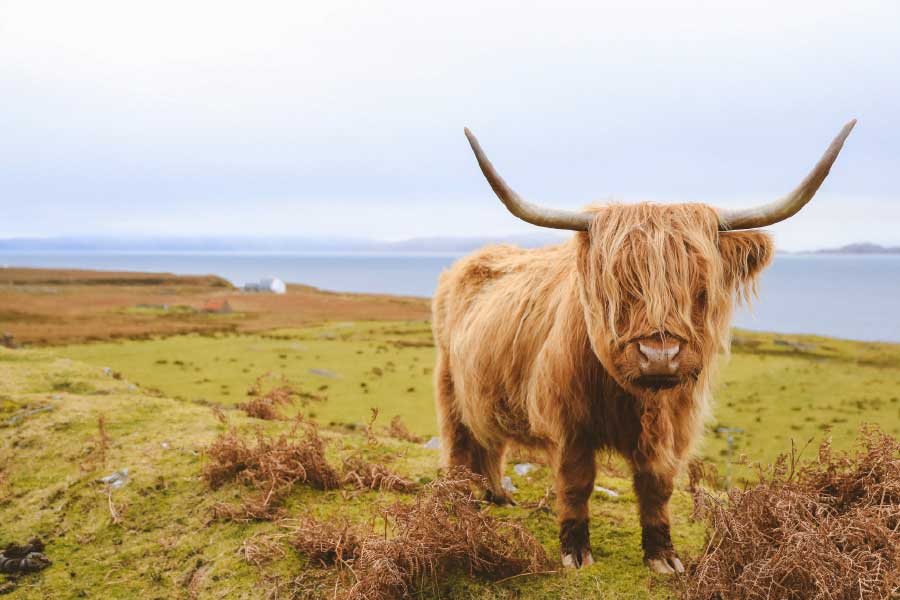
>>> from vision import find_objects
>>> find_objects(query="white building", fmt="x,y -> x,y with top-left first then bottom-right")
243,277 -> 287,294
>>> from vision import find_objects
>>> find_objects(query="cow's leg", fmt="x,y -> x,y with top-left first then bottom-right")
554,438 -> 596,568
435,352 -> 513,505
632,468 -> 684,574
435,350 -> 472,468
470,440 -> 513,505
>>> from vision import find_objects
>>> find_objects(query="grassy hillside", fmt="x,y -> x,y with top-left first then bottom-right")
0,345 -> 705,599
2,271 -> 898,598
0,267 -> 429,346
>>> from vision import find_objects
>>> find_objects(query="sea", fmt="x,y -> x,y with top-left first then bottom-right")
2,251 -> 899,343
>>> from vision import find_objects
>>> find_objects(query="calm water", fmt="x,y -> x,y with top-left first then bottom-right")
2,251 -> 899,343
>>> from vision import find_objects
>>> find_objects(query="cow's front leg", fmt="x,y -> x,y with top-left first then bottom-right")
554,438 -> 596,568
633,469 -> 684,574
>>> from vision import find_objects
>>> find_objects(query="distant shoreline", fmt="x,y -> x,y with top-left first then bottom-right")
797,242 -> 900,255
2,236 -> 899,255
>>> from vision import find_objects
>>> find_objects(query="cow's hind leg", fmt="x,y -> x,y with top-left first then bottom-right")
633,468 -> 684,574
434,352 -> 513,505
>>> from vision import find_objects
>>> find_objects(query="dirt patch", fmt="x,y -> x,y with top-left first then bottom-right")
0,267 -> 429,346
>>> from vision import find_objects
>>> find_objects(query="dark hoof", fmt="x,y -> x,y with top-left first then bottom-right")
484,489 -> 516,506
559,519 -> 592,568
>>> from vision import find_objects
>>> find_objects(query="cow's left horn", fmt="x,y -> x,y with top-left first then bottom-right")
716,119 -> 857,230
464,128 -> 592,231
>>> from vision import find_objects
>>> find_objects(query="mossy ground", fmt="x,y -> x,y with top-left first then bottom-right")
2,322 -> 898,598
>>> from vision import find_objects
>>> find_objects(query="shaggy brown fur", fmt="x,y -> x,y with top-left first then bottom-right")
432,202 -> 773,571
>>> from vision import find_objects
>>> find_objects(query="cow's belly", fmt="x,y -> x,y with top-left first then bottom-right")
451,361 -> 552,449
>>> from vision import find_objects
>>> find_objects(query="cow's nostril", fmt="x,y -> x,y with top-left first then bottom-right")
637,340 -> 681,377
638,342 -> 680,362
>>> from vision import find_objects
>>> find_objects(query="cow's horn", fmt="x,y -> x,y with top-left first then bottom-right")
464,128 -> 592,231
716,119 -> 857,230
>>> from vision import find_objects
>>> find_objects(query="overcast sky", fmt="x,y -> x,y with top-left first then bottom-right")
1,1 -> 897,250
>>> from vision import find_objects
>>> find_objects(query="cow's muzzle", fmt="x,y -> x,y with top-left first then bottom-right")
633,336 -> 681,388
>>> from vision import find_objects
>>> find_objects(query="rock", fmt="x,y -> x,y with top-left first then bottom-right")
4,406 -> 54,427
0,538 -> 51,575
594,485 -> 619,497
513,463 -> 537,476
97,469 -> 129,490
501,476 -> 517,493
422,436 -> 441,450
308,368 -> 340,379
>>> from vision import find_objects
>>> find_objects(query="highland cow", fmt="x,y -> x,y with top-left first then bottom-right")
432,120 -> 856,573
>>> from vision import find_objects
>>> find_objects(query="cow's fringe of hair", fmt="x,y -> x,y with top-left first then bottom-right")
579,203 -> 732,356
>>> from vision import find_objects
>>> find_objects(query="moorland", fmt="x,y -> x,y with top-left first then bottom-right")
1,268 -> 898,599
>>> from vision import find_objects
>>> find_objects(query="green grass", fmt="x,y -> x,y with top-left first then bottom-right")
2,323 -> 899,598
0,343 -> 704,599
59,321 -> 439,435
58,322 -> 900,477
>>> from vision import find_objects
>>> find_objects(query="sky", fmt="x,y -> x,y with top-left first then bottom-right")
0,0 -> 898,250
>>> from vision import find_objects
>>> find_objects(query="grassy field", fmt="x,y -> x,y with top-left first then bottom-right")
56,323 -> 900,478
0,344 -> 706,599
2,269 -> 899,598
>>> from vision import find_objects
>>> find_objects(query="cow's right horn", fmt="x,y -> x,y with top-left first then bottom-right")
715,120 -> 857,230
464,128 -> 592,231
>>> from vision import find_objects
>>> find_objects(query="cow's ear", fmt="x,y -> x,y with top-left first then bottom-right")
718,230 -> 774,287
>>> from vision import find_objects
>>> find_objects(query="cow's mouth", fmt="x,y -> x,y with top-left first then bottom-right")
635,375 -> 681,389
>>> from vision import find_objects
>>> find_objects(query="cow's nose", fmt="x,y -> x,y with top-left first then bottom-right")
637,339 -> 680,375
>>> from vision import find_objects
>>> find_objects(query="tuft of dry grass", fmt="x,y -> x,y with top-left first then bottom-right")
97,414 -> 110,468
238,374 -> 303,421
341,455 -> 418,493
239,534 -> 288,567
203,420 -> 340,521
284,517 -> 364,567
682,427 -> 900,600
288,467 -> 550,600
687,458 -> 720,521
383,415 -> 423,444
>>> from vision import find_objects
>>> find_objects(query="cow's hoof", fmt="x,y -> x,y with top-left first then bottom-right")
561,549 -> 594,569
646,555 -> 684,575
484,489 -> 516,506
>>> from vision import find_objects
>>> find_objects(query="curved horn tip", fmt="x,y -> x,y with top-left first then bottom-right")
841,118 -> 858,137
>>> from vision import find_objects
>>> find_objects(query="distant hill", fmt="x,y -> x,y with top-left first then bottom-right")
811,243 -> 900,255
7,235 -> 897,255
0,233 -> 569,254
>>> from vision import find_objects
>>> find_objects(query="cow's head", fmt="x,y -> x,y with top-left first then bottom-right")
464,120 -> 855,396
